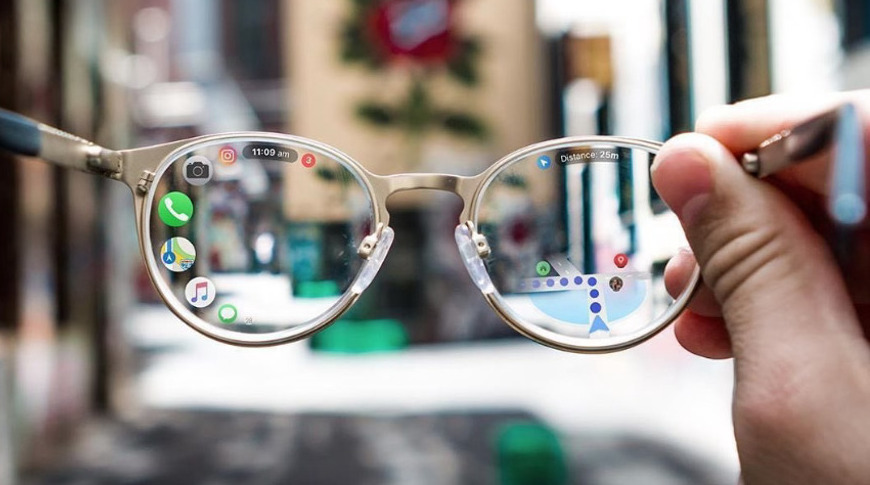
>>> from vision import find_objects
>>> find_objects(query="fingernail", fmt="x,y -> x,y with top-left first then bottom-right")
651,136 -> 715,226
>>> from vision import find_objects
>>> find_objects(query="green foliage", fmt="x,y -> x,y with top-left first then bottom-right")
500,173 -> 527,189
357,82 -> 488,140
314,167 -> 356,186
341,1 -> 383,68
340,24 -> 368,63
404,80 -> 431,133
314,167 -> 337,183
357,102 -> 396,126
340,0 -> 488,140
440,111 -> 488,140
446,39 -> 482,86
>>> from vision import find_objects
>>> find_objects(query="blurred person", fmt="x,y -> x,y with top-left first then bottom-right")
652,90 -> 870,484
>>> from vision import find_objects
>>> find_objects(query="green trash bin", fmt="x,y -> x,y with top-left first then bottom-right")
294,280 -> 341,298
310,318 -> 408,354
496,421 -> 567,485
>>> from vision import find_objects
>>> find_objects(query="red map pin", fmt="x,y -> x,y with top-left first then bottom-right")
614,253 -> 628,268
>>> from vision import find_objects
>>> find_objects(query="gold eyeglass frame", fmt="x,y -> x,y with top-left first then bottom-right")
2,109 -> 702,353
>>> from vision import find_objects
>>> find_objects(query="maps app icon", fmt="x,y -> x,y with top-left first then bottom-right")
160,237 -> 196,272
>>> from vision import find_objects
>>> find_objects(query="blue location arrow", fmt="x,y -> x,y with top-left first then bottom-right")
590,315 -> 609,333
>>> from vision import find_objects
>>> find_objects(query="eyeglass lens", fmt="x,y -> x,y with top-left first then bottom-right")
145,136 -> 374,334
476,142 -> 687,343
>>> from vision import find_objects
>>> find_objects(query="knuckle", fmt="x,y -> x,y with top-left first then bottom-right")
697,219 -> 787,305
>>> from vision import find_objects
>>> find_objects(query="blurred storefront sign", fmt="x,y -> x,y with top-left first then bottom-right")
133,82 -> 207,128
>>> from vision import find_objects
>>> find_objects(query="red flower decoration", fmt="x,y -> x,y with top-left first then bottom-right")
368,0 -> 457,63
341,0 -> 487,139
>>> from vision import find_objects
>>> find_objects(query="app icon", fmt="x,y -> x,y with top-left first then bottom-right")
609,276 -> 624,292
183,155 -> 213,186
158,192 -> 194,227
614,253 -> 628,268
185,277 -> 216,308
218,304 -> 238,324
218,146 -> 237,165
535,260 -> 551,276
301,153 -> 316,168
536,155 -> 552,170
160,237 -> 196,272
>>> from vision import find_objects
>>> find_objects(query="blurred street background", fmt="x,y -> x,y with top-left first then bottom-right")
0,0 -> 868,483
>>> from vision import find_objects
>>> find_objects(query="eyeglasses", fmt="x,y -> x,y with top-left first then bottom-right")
0,104 -> 859,353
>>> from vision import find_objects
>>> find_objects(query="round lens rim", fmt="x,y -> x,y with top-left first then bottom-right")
467,136 -> 700,353
140,132 -> 380,347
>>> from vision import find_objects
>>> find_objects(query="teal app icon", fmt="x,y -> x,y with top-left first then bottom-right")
158,192 -> 193,227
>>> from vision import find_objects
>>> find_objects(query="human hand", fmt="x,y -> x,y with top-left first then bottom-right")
651,91 -> 870,484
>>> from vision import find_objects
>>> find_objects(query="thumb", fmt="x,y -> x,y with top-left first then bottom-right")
651,133 -> 864,367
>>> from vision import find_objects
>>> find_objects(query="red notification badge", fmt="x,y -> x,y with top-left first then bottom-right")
301,153 -> 316,168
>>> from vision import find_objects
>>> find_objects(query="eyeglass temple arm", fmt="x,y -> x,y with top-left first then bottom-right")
739,105 -> 840,177
0,108 -> 123,179
740,102 -> 866,227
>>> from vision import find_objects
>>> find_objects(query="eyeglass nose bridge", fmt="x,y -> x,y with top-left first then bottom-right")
366,172 -> 486,225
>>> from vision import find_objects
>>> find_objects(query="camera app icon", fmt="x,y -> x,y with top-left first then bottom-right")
183,155 -> 213,186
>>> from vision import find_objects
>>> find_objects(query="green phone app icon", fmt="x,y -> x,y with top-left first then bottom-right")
158,192 -> 194,227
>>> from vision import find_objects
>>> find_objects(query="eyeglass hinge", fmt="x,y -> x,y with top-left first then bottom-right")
136,170 -> 156,195
463,221 -> 491,258
357,223 -> 384,259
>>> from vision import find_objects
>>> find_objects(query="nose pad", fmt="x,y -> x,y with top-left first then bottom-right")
454,223 -> 494,294
350,225 -> 395,295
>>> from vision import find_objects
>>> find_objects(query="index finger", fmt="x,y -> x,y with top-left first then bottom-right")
696,90 -> 870,194
696,90 -> 870,153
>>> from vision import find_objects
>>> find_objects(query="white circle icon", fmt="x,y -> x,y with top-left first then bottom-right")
183,155 -> 213,186
185,277 -> 216,308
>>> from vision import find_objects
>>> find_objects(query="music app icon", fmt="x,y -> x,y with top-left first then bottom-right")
185,277 -> 216,309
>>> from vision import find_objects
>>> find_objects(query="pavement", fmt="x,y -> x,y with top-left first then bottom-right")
23,299 -> 739,484
24,410 -> 733,485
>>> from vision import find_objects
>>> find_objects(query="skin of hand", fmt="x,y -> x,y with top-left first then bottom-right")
651,90 -> 870,485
